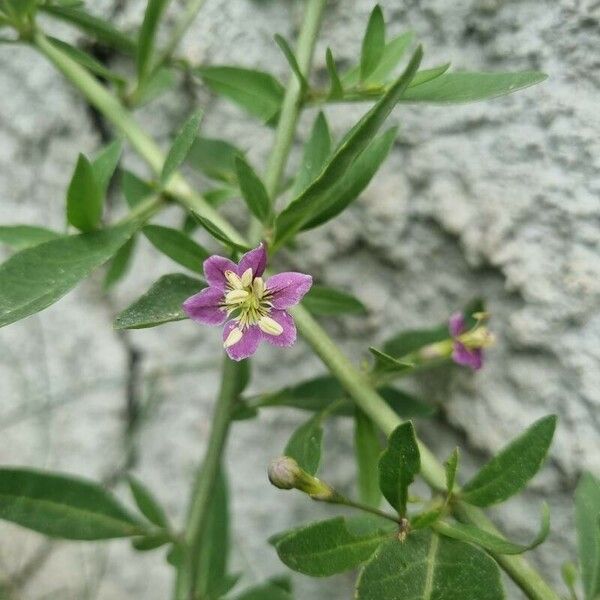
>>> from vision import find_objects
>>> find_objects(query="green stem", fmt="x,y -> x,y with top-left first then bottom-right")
174,356 -> 242,600
30,21 -> 560,600
31,29 -> 246,249
333,495 -> 400,525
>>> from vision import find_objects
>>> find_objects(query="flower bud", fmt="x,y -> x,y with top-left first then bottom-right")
267,456 -> 336,501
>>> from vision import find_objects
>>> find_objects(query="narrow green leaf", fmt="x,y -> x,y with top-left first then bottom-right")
284,413 -> 324,475
462,415 -> 557,507
355,410 -> 382,507
0,223 -> 137,328
47,37 -> 126,84
369,347 -> 413,373
235,156 -> 271,224
575,472 -> 600,600
274,34 -> 307,91
378,387 -> 436,418
132,531 -> 170,551
445,448 -> 460,495
66,153 -> 103,232
128,476 -> 169,528
0,226 -> 61,251
379,422 -> 420,516
143,224 -> 208,273
195,66 -> 284,122
301,126 -> 397,231
325,48 -> 344,100
161,110 -> 203,184
292,112 -> 331,197
192,213 -> 250,252
92,139 -> 123,195
114,273 -> 204,330
231,581 -> 292,600
187,137 -> 242,183
275,516 -> 394,577
400,71 -> 547,104
435,503 -> 550,556
41,5 -> 136,54
134,66 -> 177,107
137,0 -> 170,81
274,46 -> 423,247
121,169 -> 154,208
103,235 -> 136,289
196,469 -> 230,598
561,562 -> 579,600
302,284 -> 366,317
360,5 -> 385,81
409,63 -> 451,88
356,530 -> 505,600
0,468 -> 144,540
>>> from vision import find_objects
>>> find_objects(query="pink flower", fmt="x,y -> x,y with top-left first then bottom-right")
183,244 -> 312,361
449,312 -> 484,370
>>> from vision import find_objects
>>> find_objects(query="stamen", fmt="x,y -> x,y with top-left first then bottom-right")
224,270 -> 244,289
223,327 -> 243,348
253,277 -> 265,299
241,268 -> 253,288
225,289 -> 250,305
258,316 -> 283,336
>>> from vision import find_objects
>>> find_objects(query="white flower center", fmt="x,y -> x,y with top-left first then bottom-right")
221,269 -> 282,337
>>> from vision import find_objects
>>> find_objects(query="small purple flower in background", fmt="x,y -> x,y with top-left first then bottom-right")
183,243 -> 312,361
449,312 -> 494,371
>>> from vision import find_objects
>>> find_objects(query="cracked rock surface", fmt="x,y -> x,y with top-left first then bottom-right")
0,0 -> 598,597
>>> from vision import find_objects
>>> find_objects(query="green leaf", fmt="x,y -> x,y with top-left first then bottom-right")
409,63 -> 451,88
274,46 -> 423,248
114,273 -> 204,330
462,415 -> 557,507
575,472 -> 600,600
274,34 -> 307,91
143,224 -> 209,273
195,66 -> 284,122
378,422 -> 420,516
92,139 -> 123,195
435,503 -> 550,555
302,284 -> 366,316
0,467 -> 144,540
235,156 -> 271,224
325,48 -> 344,100
383,324 -> 448,358
66,153 -> 103,232
356,530 -> 504,600
292,112 -> 331,197
301,126 -> 397,231
192,213 -> 250,252
132,531 -> 171,551
378,387 -> 436,418
187,137 -> 241,184
257,375 -> 345,413
196,469 -> 230,598
231,581 -> 292,600
103,235 -> 136,289
360,5 -> 385,82
561,562 -> 579,599
400,71 -> 547,104
128,476 -> 169,528
0,223 -> 137,328
284,413 -> 324,475
274,516 -> 394,577
47,37 -> 126,85
0,225 -> 61,251
355,410 -> 382,507
369,347 -> 413,373
121,170 -> 154,208
134,66 -> 177,107
161,110 -> 203,184
40,5 -> 136,54
445,447 -> 460,495
137,0 -> 170,81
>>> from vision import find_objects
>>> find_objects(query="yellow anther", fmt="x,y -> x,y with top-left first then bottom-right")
225,270 -> 244,289
223,327 -> 243,348
253,277 -> 265,299
225,289 -> 250,305
258,316 -> 283,336
241,268 -> 253,288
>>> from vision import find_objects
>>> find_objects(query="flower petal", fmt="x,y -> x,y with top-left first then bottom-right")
452,342 -> 483,370
266,272 -> 313,309
222,321 -> 262,361
449,312 -> 466,337
238,243 -> 267,278
183,287 -> 227,325
203,255 -> 238,290
262,309 -> 296,347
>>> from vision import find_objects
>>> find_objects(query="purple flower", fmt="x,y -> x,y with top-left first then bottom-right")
183,243 -> 312,361
449,312 -> 484,371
